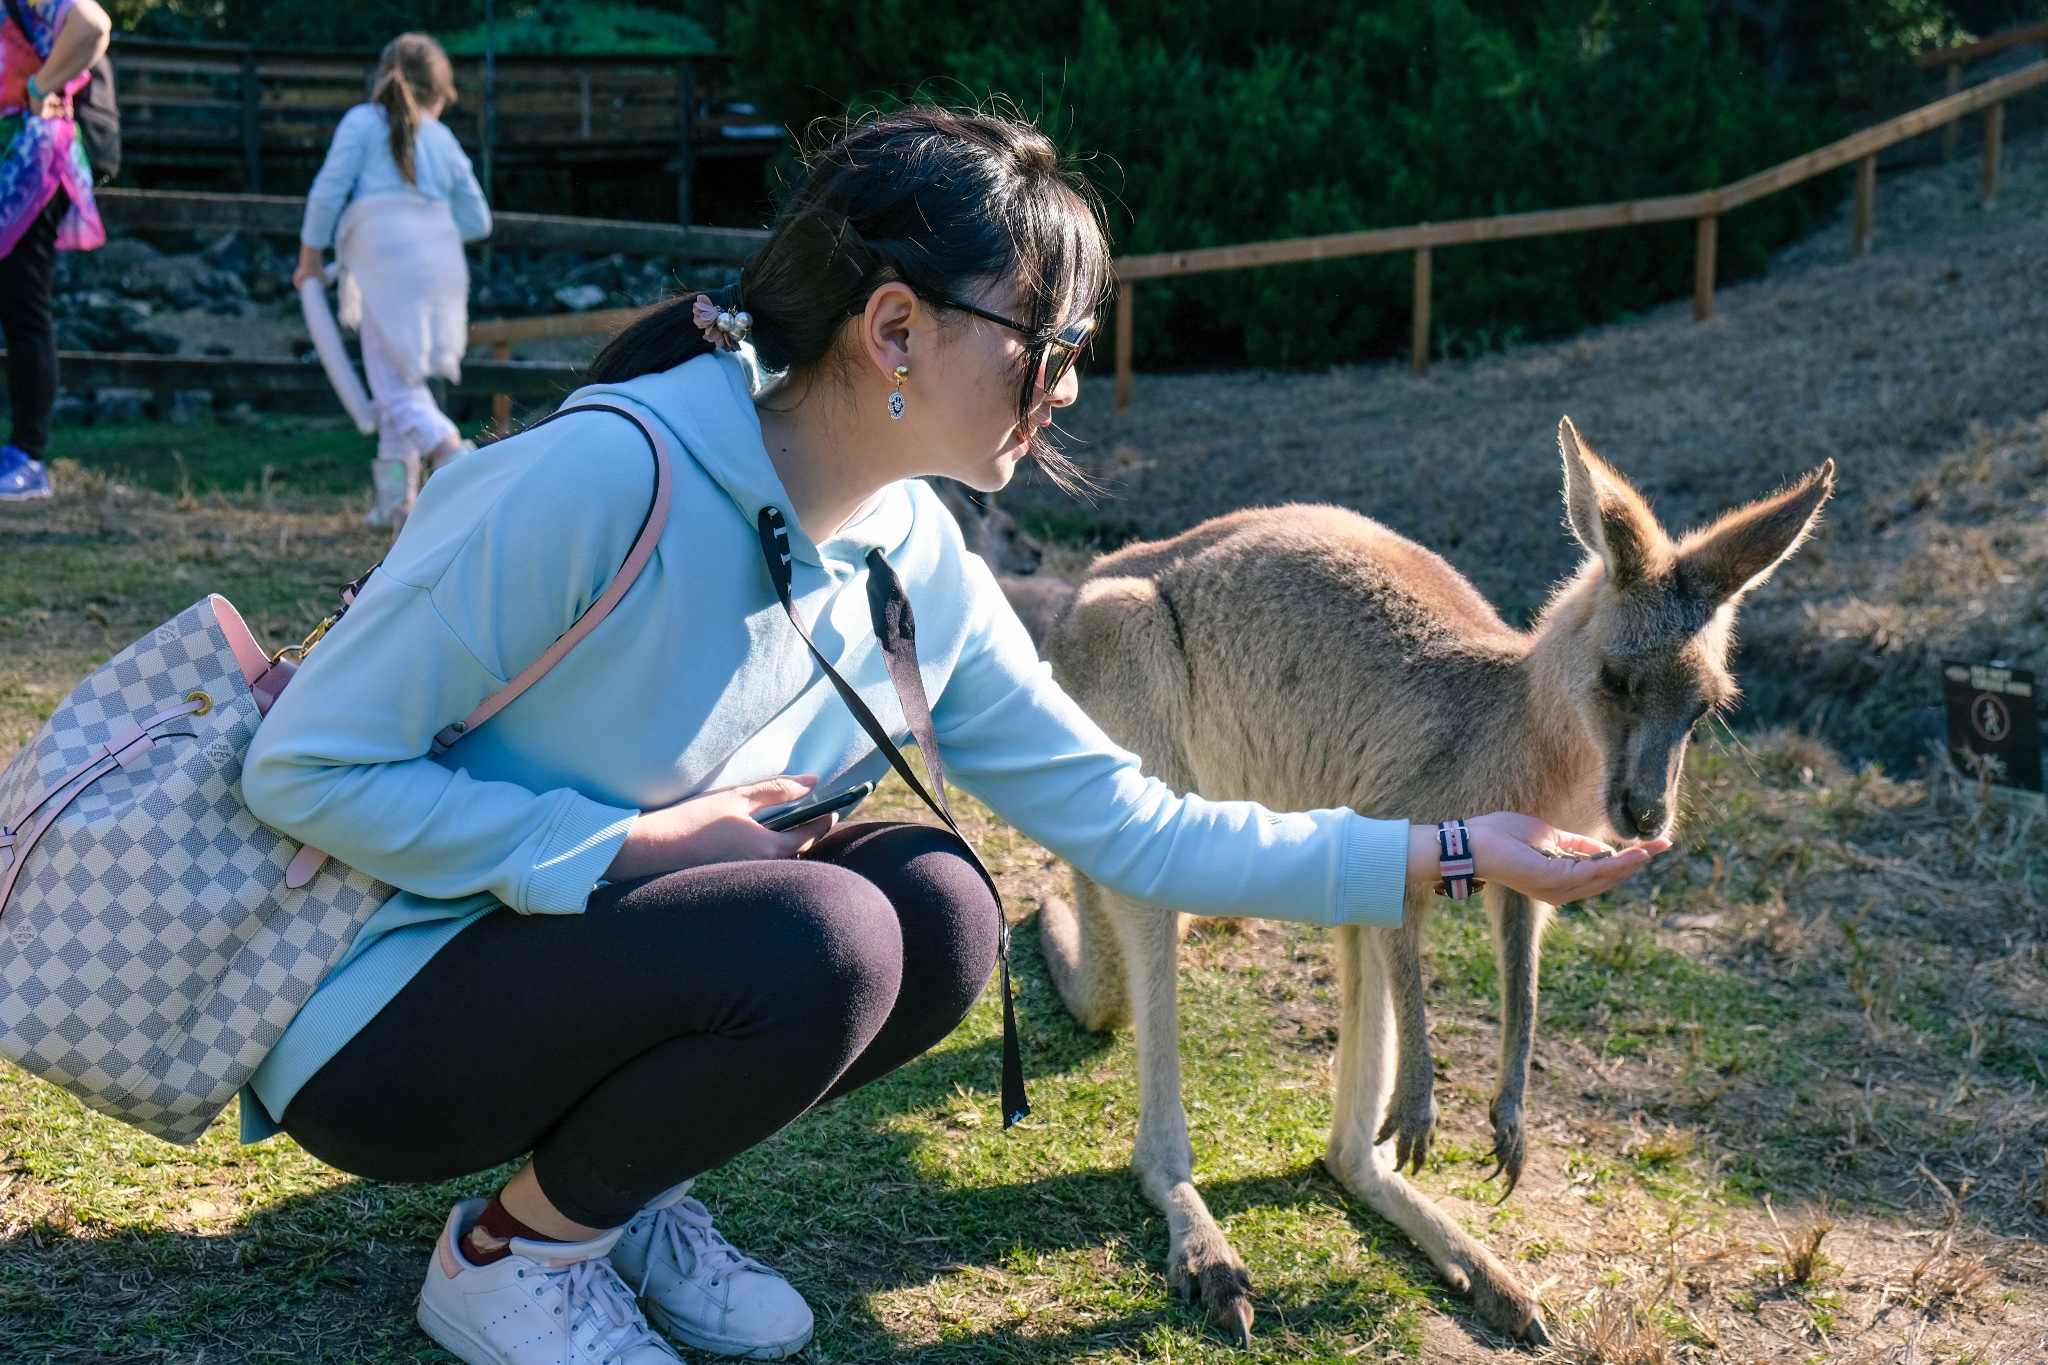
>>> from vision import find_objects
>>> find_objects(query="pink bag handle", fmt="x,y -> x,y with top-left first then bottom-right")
431,403 -> 674,753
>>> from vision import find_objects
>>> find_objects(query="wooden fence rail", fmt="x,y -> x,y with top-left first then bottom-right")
1109,53 -> 2048,408
107,38 -> 781,221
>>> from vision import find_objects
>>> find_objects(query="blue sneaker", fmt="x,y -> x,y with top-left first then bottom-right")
0,445 -> 53,501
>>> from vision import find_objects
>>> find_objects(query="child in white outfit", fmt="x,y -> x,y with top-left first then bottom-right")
294,32 -> 490,527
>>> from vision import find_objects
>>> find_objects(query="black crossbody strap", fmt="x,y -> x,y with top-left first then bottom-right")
756,506 -> 1029,1128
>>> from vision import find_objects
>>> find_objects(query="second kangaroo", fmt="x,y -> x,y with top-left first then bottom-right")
1040,418 -> 1833,1344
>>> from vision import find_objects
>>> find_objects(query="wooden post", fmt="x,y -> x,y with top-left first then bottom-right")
1410,244 -> 1432,375
492,342 -> 512,433
1693,214 -> 1717,322
240,49 -> 262,193
676,61 -> 697,227
1944,64 -> 1962,162
1113,278 -> 1134,413
1853,153 -> 1876,258
1982,100 -> 2004,205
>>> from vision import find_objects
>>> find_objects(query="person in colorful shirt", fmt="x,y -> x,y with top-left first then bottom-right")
0,0 -> 107,500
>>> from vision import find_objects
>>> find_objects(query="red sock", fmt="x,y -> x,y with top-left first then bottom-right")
461,1193 -> 565,1267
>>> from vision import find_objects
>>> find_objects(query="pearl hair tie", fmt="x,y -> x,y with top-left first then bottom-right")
692,294 -> 752,351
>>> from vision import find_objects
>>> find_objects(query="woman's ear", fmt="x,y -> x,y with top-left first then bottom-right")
859,282 -> 921,383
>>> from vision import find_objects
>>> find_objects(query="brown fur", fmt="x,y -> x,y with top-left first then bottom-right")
929,477 -> 1077,649
1040,417 -> 1833,1344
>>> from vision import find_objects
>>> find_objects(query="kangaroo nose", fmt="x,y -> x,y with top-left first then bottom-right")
1633,802 -> 1666,837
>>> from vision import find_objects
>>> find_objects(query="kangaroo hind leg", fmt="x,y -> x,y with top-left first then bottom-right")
1039,874 -> 1132,1033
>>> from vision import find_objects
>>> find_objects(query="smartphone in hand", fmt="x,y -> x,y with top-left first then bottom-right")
756,781 -> 876,832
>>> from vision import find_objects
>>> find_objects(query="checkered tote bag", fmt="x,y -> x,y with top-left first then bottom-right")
0,404 -> 673,1143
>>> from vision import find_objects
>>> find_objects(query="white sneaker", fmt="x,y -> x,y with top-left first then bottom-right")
611,1182 -> 815,1359
418,1198 -> 684,1365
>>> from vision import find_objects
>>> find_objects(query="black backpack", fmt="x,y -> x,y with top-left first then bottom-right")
3,0 -> 120,183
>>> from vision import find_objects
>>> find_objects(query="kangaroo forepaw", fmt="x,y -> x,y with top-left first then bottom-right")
1487,1093 -> 1525,1200
1375,1085 -> 1437,1175
1167,1237 -> 1255,1347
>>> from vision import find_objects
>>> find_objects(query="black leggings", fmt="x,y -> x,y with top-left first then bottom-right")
282,822 -> 999,1229
0,189 -> 67,459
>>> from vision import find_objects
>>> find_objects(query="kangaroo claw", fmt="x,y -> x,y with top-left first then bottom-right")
1169,1237 -> 1256,1348
1377,1087 -> 1438,1175
1487,1094 -> 1526,1199
1195,1260 -> 1256,1348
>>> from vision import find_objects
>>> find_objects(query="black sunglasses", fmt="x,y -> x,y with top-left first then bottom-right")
925,294 -> 1097,393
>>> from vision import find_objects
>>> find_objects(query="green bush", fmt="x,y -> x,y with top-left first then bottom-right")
729,0 -> 1962,369
109,0 -> 713,54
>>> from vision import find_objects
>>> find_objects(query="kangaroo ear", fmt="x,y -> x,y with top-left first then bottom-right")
1558,417 -> 1669,590
1677,460 -> 1836,604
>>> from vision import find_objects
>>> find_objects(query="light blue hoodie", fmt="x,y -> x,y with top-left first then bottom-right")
237,351 -> 1412,1141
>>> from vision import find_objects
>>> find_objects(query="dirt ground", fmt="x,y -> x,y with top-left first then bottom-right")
990,129 -> 2048,1363
1173,724 -> 2048,1364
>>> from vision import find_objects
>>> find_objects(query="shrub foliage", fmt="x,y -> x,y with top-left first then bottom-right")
730,0 -> 1962,369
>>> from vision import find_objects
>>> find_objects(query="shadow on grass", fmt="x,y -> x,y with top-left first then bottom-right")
0,923 -> 1420,1363
0,1125 -> 1419,1364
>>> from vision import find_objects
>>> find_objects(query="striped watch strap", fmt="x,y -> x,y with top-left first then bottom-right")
1436,819 -> 1481,900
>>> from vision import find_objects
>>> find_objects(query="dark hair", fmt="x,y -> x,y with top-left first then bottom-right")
588,105 -> 1109,490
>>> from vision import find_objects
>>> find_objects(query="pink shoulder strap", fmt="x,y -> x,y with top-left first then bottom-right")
431,403 -> 675,753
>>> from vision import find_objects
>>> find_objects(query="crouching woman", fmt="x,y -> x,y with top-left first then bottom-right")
241,106 -> 1661,1365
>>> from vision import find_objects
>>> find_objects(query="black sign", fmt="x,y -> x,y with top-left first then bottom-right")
1943,661 -> 2042,792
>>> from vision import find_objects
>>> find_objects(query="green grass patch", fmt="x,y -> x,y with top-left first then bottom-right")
50,417 -> 383,499
48,415 -> 488,500
0,897 -> 1430,1363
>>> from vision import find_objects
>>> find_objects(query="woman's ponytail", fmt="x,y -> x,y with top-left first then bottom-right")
371,33 -> 459,188
587,283 -> 738,385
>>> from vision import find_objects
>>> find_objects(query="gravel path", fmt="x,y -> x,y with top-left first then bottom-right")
1011,126 -> 2048,634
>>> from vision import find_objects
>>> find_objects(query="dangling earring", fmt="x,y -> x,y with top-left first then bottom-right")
888,365 -> 908,420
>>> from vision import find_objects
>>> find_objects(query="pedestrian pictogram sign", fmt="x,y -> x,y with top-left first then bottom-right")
1943,661 -> 2041,793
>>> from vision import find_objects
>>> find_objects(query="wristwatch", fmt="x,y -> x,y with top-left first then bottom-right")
1435,819 -> 1484,900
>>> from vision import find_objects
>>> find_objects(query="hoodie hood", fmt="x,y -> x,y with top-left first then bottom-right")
565,351 -> 915,572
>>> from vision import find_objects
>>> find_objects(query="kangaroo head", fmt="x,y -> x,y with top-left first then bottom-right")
930,478 -> 1045,575
1554,417 -> 1834,841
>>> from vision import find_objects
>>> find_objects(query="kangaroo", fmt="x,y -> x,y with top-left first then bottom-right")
929,476 -> 1077,648
1039,418 -> 1833,1344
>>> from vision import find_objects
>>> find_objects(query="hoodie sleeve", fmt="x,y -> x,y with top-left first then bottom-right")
438,125 -> 493,242
931,554 -> 1410,928
240,419 -> 653,913
301,106 -> 375,249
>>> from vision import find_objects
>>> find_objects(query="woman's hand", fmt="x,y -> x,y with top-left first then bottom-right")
1405,811 -> 1669,906
603,775 -> 839,883
292,245 -> 327,290
31,87 -> 68,120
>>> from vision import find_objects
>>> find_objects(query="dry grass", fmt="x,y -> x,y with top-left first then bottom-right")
1767,1195 -> 1835,1287
1541,1291 -> 1675,1365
